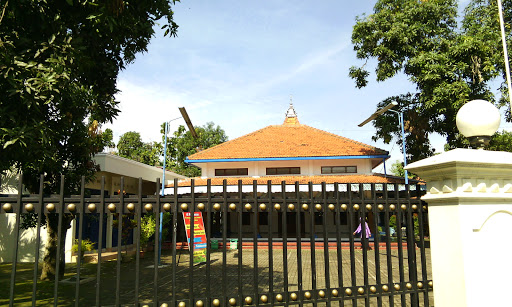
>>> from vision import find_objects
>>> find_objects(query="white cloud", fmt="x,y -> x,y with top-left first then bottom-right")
104,79 -> 213,143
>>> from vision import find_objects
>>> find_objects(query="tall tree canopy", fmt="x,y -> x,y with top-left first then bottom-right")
0,0 -> 179,280
117,131 -> 162,166
350,0 -> 511,161
163,122 -> 228,177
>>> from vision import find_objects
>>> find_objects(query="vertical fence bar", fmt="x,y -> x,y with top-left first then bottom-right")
95,176 -> 105,307
189,179 -> 195,305
171,178 -> 177,306
206,179 -> 212,304
267,180 -> 274,306
9,173 -> 23,307
372,184 -> 383,307
334,183 -> 344,307
31,174 -> 44,307
74,176 -> 86,307
222,179 -> 228,304
347,184 -> 357,307
281,181 -> 289,306
308,182 -> 317,307
154,177 -> 162,302
405,185 -> 419,307
360,183 -> 370,307
115,177 -> 124,307
53,175 -> 65,307
383,184 -> 394,307
394,184 -> 406,307
417,197 -> 430,307
252,180 -> 259,306
295,182 -> 303,307
134,178 -> 143,305
237,180 -> 243,304
321,182 -> 330,307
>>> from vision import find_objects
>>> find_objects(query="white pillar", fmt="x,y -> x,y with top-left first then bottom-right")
406,148 -> 512,307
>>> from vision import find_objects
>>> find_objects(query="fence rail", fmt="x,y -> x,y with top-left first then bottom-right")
0,175 -> 432,307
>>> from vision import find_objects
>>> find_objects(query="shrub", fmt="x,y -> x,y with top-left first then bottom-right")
389,215 -> 397,233
71,238 -> 95,254
388,214 -> 420,238
140,214 -> 156,247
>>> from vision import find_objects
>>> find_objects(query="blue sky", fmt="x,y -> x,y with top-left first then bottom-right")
104,0 -> 508,173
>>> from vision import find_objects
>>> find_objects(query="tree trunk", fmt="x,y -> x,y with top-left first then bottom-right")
40,214 -> 73,281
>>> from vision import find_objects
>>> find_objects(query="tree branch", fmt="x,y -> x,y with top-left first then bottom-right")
0,1 -> 8,25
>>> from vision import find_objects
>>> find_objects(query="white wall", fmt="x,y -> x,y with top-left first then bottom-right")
197,158 -> 374,178
0,214 -> 74,263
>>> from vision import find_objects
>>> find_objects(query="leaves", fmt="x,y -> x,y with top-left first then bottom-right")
350,0 -> 511,162
3,138 -> 17,149
117,132 -> 162,166
488,130 -> 512,152
0,0 -> 180,194
163,122 -> 228,177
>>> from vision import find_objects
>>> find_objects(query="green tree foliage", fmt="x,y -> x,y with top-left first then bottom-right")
117,131 -> 162,166
0,0 -> 179,280
163,122 -> 228,177
350,0 -> 511,162
488,130 -> 512,152
389,160 -> 416,179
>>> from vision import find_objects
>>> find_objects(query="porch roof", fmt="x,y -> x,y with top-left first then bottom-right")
167,174 -> 406,187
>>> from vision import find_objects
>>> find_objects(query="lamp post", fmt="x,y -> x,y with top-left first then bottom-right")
359,101 -> 409,184
159,107 -> 198,265
497,0 -> 512,116
159,116 -> 182,265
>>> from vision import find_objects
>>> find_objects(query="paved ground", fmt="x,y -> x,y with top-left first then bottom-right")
122,247 -> 433,306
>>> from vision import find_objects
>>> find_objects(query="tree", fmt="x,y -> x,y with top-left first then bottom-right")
389,160 -> 416,179
488,130 -> 512,152
350,0 -> 511,162
0,0 -> 179,280
163,122 -> 228,177
117,131 -> 162,166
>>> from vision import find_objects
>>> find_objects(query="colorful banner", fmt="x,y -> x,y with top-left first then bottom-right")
182,212 -> 207,263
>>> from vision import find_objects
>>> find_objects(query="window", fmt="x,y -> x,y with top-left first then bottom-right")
321,166 -> 357,174
215,168 -> 248,176
266,167 -> 300,175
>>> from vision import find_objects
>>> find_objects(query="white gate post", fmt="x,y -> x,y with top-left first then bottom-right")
406,99 -> 512,307
407,149 -> 512,307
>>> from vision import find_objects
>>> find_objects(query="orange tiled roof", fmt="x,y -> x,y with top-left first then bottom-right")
187,124 -> 387,161
168,174 -> 406,187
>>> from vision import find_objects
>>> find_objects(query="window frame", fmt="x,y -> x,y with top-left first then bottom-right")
321,166 -> 357,174
266,167 -> 300,175
215,168 -> 249,176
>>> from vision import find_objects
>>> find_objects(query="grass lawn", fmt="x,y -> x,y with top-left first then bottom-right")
0,261 -> 124,306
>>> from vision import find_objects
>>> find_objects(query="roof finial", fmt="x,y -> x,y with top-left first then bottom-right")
284,97 -> 299,125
